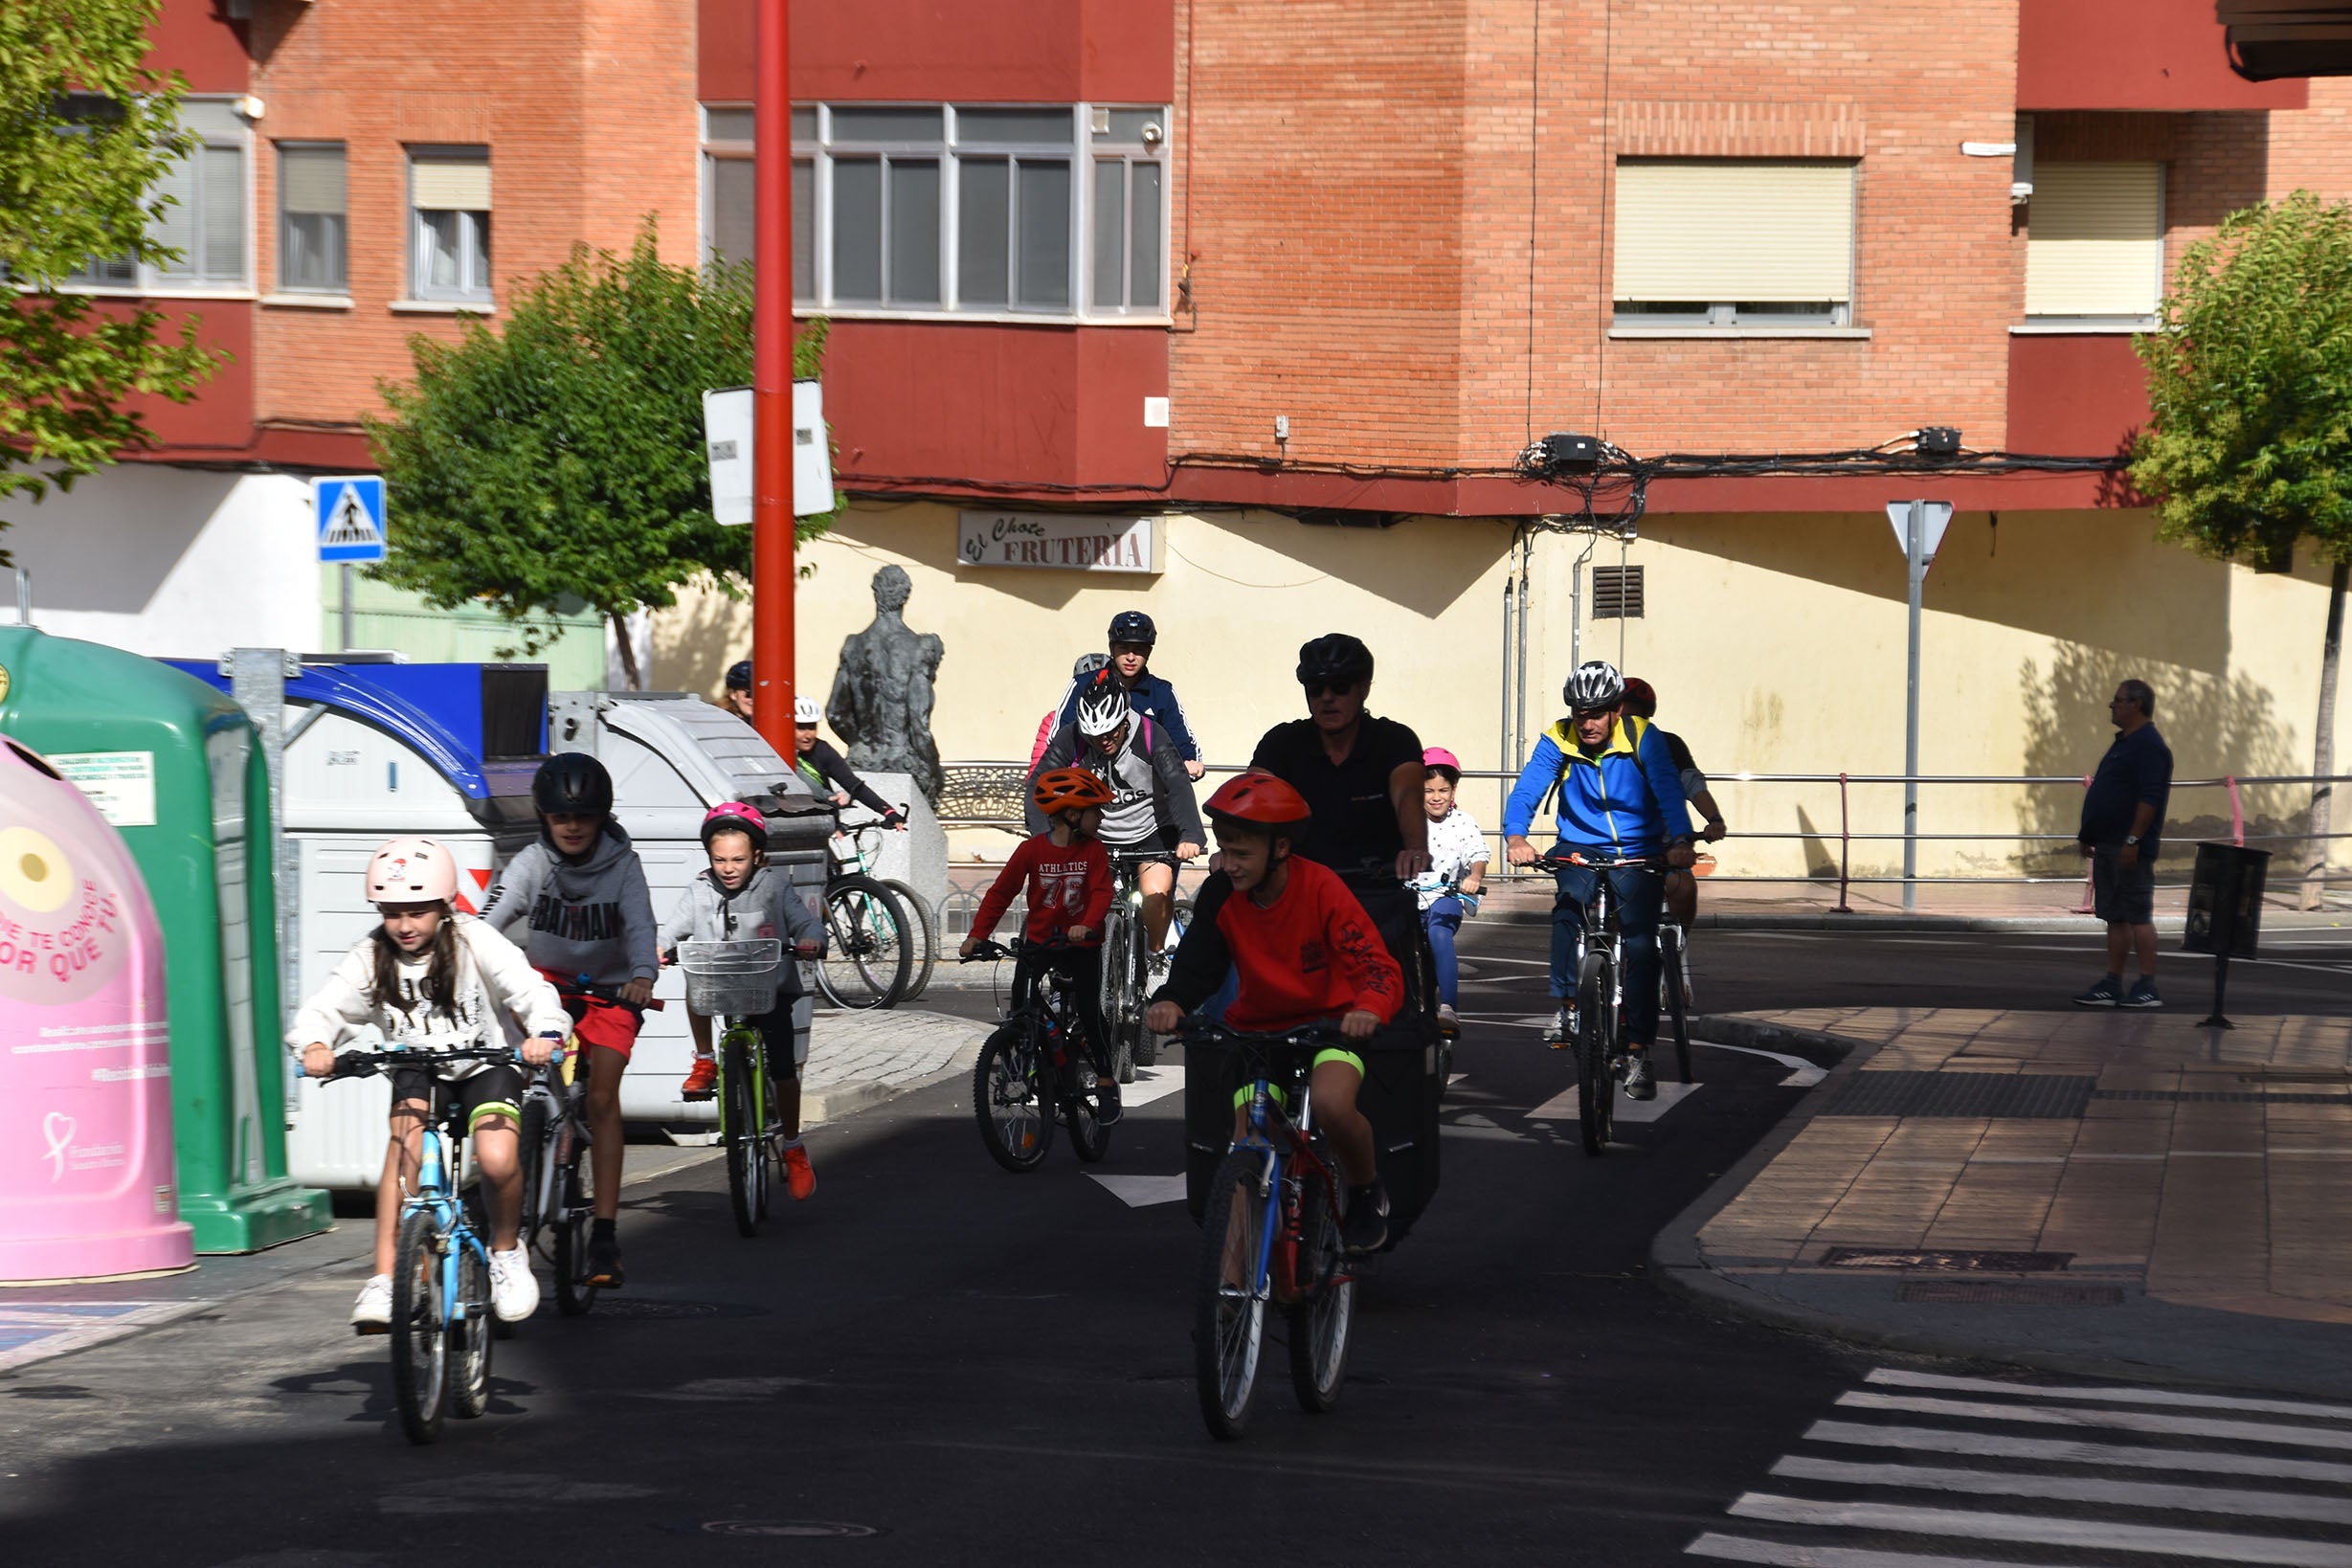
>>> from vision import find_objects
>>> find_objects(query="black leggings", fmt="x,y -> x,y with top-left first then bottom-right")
1013,946 -> 1114,1078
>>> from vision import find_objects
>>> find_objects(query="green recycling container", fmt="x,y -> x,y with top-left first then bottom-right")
0,628 -> 328,1252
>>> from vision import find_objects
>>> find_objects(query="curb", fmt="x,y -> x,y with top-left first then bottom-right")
1485,905 -> 2349,934
1649,1019 -> 2344,1396
803,1040 -> 985,1128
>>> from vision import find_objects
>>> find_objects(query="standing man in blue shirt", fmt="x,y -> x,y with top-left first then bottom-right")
1503,661 -> 1695,1100
2074,679 -> 2173,1009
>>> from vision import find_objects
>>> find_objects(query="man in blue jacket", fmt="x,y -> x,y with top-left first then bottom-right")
1504,660 -> 1695,1099
1054,611 -> 1205,780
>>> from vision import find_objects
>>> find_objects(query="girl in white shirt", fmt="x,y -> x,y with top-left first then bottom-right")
1410,748 -> 1490,1028
292,837 -> 570,1333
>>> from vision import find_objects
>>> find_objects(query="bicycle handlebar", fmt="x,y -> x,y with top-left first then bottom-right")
1538,848 -> 1668,871
1171,1015 -> 1350,1050
960,935 -> 1084,963
553,974 -> 667,1012
325,1043 -> 525,1081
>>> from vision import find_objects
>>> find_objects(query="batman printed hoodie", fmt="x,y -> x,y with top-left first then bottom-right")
480,820 -> 660,989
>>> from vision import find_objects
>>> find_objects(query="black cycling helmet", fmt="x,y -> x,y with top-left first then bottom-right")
725,660 -> 752,691
532,751 -> 614,818
1108,610 -> 1156,649
1295,632 -> 1374,689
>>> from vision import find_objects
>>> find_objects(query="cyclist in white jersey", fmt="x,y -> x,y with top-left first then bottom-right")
1029,687 -> 1203,953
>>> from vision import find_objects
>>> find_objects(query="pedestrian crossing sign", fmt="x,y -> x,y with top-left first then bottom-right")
314,475 -> 388,563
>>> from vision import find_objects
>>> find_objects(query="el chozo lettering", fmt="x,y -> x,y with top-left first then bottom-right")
963,518 -> 1148,569
529,895 -> 628,943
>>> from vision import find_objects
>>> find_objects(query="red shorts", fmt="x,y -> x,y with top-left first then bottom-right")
543,971 -> 644,1062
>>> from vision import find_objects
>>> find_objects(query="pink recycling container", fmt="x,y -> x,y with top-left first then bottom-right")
0,735 -> 192,1282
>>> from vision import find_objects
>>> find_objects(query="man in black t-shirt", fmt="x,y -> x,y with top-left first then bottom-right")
1623,678 -> 1728,925
1250,634 -> 1430,999
2074,679 -> 2172,1009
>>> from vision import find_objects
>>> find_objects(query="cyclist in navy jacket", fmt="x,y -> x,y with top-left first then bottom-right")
1053,611 -> 1204,780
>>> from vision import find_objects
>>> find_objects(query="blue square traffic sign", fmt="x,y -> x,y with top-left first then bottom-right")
315,475 -> 388,563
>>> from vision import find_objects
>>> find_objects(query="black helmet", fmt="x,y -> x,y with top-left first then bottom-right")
1295,633 -> 1374,688
725,660 -> 752,691
1108,610 -> 1156,648
532,751 -> 614,818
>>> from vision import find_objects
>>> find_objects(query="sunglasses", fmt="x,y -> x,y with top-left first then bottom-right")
1303,682 -> 1356,700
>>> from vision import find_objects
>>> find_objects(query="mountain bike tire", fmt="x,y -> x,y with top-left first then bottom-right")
449,1240 -> 493,1420
973,1023 -> 1052,1172
1287,1157 -> 1355,1414
1101,907 -> 1140,1085
1662,927 -> 1694,1084
818,876 -> 914,1009
1195,1148 -> 1270,1442
516,1097 -> 549,1238
883,879 -> 938,1001
552,1147 -> 597,1318
1064,1067 -> 1111,1162
390,1207 -> 450,1445
725,1037 -> 760,1237
1575,951 -> 1615,1158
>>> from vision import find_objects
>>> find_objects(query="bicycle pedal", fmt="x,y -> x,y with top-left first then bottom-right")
680,1088 -> 715,1102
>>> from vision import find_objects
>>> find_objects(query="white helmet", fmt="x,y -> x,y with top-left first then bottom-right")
794,695 -> 821,726
1076,687 -> 1131,738
1564,660 -> 1625,711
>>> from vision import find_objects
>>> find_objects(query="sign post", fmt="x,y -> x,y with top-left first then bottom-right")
750,0 -> 795,752
2184,841 -> 2273,1029
1886,501 -> 1953,911
314,476 -> 388,653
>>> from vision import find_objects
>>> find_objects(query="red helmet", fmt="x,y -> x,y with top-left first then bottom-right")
1033,767 -> 1115,816
700,800 -> 769,850
1621,677 -> 1658,719
1204,769 -> 1312,832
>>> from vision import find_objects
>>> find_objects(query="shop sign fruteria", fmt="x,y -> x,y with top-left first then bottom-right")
956,511 -> 1161,573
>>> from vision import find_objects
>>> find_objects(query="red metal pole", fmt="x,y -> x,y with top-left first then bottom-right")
750,0 -> 795,754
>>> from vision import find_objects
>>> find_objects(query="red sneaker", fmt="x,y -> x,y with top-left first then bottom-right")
782,1143 -> 816,1201
680,1057 -> 718,1100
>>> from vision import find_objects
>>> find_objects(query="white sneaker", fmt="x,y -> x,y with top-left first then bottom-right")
489,1247 -> 540,1323
350,1273 -> 392,1333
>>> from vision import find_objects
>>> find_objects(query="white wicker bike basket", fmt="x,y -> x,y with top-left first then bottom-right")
677,938 -> 785,1015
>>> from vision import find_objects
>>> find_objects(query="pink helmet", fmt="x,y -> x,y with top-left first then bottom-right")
700,800 -> 769,850
1422,747 -> 1463,779
367,836 -> 459,905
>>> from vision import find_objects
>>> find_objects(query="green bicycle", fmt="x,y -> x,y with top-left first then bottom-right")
678,937 -> 793,1236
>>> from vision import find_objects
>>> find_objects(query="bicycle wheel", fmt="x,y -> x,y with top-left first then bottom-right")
1064,1058 -> 1111,1164
973,1023 -> 1052,1172
884,879 -> 938,1002
552,1136 -> 597,1318
390,1207 -> 450,1445
724,1036 -> 760,1237
1287,1157 -> 1355,1414
1101,908 -> 1138,1085
1195,1148 -> 1270,1441
448,1239 -> 494,1420
1575,951 -> 1615,1158
516,1096 -> 549,1238
1663,927 -> 1694,1085
818,876 -> 914,1009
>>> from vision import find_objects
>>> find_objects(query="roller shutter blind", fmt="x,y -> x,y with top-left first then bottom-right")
412,155 -> 491,212
2025,163 -> 2162,318
1614,160 -> 1854,304
281,146 -> 345,214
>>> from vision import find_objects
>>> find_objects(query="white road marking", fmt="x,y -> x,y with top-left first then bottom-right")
1769,1454 -> 2352,1527
1695,1041 -> 1829,1087
1727,1492 -> 2352,1565
1528,1081 -> 1700,1123
1687,1535 -> 2035,1567
1803,1419 -> 2352,1485
0,1302 -> 196,1375
1087,1174 -> 1189,1207
1837,1392 -> 2352,1452
1121,1066 -> 1186,1108
1866,1368 -> 2352,1423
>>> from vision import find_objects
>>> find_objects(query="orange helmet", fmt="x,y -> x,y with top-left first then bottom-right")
1204,769 -> 1311,832
1033,766 -> 1115,816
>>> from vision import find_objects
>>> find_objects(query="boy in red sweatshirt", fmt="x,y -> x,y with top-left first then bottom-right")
963,767 -> 1123,1124
1145,769 -> 1403,1251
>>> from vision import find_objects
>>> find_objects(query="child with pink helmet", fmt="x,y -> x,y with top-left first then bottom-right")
293,836 -> 571,1333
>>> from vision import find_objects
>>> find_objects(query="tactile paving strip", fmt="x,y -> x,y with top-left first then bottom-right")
1820,1071 -> 2098,1119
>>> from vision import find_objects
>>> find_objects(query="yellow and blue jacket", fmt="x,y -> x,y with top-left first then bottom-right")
1502,713 -> 1694,855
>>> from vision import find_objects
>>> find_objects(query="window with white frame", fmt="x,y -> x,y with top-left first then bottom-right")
2025,163 -> 2163,323
62,96 -> 250,291
409,146 -> 491,303
702,102 -> 1170,319
1612,159 -> 1856,327
278,143 -> 347,293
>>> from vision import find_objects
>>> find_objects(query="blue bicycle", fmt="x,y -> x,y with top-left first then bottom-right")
326,1043 -> 525,1445
1180,1019 -> 1356,1442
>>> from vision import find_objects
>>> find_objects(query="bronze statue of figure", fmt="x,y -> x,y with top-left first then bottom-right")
825,564 -> 945,805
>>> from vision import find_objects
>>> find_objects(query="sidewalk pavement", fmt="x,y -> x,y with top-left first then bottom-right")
0,1008 -> 989,1375
1659,1006 -> 2352,1399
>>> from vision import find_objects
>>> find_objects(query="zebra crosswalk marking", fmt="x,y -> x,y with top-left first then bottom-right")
1768,1454 -> 2352,1527
1726,1493 -> 2352,1565
1837,1391 -> 2352,1452
1803,1419 -> 2352,1486
1689,1535 -> 2074,1567
1866,1368 -> 2352,1423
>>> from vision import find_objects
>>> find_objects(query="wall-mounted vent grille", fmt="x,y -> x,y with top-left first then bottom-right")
1592,565 -> 1645,619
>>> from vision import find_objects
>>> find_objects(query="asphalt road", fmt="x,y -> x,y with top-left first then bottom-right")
5,920 -> 2349,1564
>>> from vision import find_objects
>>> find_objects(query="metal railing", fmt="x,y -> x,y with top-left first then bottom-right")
933,759 -> 2352,910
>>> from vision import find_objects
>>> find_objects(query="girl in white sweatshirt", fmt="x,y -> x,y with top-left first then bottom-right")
292,837 -> 571,1332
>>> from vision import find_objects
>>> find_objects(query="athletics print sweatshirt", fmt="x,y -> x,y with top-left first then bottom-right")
481,820 -> 660,989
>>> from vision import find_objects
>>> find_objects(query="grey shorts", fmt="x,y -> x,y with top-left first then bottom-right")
2091,843 -> 2156,926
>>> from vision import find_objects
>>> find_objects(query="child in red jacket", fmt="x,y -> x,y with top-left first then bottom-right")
1146,769 -> 1403,1252
963,767 -> 1123,1123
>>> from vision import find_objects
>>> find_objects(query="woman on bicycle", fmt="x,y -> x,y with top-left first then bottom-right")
1412,747 -> 1489,1031
664,803 -> 828,1198
293,838 -> 570,1333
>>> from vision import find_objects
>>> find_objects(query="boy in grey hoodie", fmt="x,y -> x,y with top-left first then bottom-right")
481,751 -> 658,1288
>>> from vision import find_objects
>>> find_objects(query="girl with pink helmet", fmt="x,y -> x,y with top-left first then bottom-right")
292,836 -> 571,1333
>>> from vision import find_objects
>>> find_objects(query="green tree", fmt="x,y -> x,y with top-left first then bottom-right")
368,225 -> 836,688
2133,190 -> 2352,907
0,0 -> 221,561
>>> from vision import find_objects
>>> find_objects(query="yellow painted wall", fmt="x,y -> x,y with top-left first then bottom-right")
648,503 -> 2352,882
